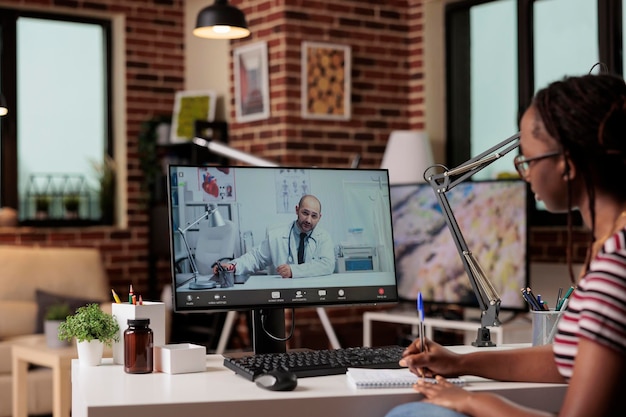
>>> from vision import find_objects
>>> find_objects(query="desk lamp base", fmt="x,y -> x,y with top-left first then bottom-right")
189,280 -> 217,290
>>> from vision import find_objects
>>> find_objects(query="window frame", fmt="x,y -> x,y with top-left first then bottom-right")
0,8 -> 114,226
445,0 -> 622,225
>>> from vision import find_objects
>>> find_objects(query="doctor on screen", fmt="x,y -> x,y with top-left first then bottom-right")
215,194 -> 335,278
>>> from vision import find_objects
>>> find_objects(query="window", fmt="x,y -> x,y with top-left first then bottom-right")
445,0 -> 618,224
0,9 -> 113,226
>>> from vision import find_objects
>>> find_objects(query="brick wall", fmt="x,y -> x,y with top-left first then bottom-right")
228,0 -> 416,167
0,0 -> 186,300
0,0 -> 588,348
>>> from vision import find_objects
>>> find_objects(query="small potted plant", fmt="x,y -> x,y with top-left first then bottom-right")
58,303 -> 120,366
91,155 -> 117,224
63,194 -> 80,219
35,195 -> 51,219
44,302 -> 73,348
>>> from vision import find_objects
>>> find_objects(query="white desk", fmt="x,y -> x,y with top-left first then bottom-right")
72,346 -> 566,417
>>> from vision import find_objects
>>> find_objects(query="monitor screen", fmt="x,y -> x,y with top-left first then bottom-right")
167,165 -> 398,353
390,179 -> 528,312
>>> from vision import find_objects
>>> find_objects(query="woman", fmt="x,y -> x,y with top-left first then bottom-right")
386,73 -> 626,417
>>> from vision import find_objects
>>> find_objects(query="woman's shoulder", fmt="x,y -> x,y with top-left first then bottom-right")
600,227 -> 626,256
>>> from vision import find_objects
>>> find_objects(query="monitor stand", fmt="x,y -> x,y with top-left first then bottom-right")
216,308 -> 341,355
251,308 -> 287,354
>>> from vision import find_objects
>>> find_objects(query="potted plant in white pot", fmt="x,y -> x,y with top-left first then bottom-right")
44,302 -> 72,348
58,303 -> 120,366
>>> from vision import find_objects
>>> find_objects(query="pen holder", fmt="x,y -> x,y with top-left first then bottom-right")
112,301 -> 166,365
219,270 -> 234,288
531,309 -> 562,346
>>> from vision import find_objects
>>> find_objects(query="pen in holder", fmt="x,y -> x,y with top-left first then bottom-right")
531,309 -> 563,346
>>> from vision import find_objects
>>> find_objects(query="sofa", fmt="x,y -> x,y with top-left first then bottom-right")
0,245 -> 110,417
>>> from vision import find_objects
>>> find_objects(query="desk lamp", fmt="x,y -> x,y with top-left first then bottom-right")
381,130 -> 434,184
178,203 -> 226,290
424,132 -> 520,347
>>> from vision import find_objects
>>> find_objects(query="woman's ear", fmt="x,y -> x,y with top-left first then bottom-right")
560,156 -> 576,181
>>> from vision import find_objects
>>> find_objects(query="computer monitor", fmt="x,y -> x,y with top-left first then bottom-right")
390,179 -> 529,312
167,165 -> 398,354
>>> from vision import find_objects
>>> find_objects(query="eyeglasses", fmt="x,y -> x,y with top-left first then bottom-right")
513,151 -> 562,178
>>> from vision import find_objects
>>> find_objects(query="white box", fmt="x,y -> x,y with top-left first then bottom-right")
155,343 -> 206,374
112,301 -> 166,365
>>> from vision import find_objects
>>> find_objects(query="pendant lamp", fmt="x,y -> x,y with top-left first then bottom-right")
193,0 -> 250,40
0,93 -> 7,116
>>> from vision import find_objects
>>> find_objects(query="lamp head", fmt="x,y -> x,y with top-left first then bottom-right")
207,204 -> 226,227
193,0 -> 250,40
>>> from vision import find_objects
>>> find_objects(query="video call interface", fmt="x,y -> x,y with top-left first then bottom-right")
167,165 -> 398,313
390,179 -> 529,312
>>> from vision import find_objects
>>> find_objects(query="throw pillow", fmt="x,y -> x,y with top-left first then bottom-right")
35,289 -> 99,334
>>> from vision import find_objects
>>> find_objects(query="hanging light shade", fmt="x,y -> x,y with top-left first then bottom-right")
193,0 -> 250,40
0,93 -> 8,117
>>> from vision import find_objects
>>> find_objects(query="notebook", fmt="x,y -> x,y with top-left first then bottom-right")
346,367 -> 466,389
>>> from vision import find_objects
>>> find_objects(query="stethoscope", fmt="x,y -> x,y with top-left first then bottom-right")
286,222 -> 315,264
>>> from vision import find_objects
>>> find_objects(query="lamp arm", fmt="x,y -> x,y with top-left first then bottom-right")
193,137 -> 279,167
177,226 -> 200,278
432,132 -> 520,191
424,132 -> 520,347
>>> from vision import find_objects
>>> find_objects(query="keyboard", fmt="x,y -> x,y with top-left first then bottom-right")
223,345 -> 405,381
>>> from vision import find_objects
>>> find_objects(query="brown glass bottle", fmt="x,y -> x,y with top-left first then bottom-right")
124,318 -> 153,374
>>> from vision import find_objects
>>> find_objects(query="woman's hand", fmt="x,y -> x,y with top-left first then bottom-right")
400,338 -> 463,378
414,376 -> 471,413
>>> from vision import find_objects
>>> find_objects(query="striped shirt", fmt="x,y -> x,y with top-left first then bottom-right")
553,228 -> 626,380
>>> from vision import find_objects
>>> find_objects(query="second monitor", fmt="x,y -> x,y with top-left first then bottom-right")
390,179 -> 529,312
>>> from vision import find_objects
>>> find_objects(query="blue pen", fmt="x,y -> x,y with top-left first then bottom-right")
417,292 -> 425,322
417,292 -> 426,355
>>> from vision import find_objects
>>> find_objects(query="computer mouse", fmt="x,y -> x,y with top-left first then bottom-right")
254,369 -> 298,391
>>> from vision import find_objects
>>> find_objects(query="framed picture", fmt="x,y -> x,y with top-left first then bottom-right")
234,41 -> 270,123
301,41 -> 351,121
170,90 -> 217,143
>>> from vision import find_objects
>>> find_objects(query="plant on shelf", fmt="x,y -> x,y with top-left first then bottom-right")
91,155 -> 117,224
63,194 -> 80,218
138,115 -> 170,205
46,302 -> 73,321
58,303 -> 120,365
44,302 -> 73,348
34,194 -> 51,219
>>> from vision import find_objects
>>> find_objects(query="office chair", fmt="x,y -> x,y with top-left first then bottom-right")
194,217 -> 237,275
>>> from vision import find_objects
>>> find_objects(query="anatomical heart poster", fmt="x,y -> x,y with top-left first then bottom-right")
197,167 -> 236,202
